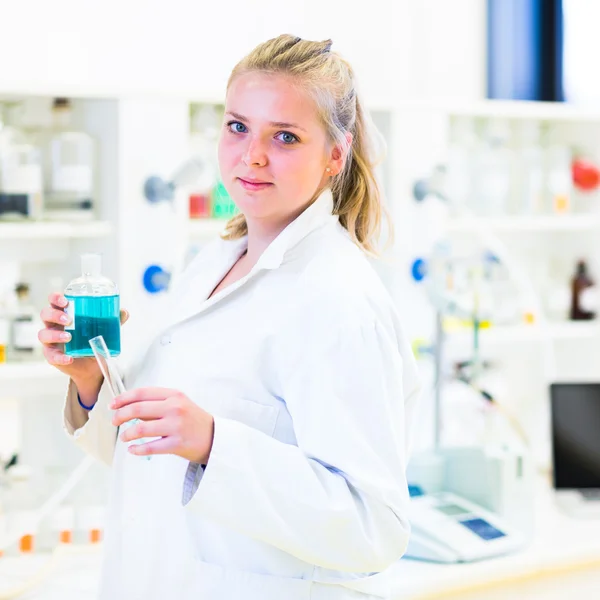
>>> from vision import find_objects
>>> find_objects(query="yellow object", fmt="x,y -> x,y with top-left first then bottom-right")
0,345 -> 5,364
523,312 -> 536,325
554,195 -> 570,213
411,338 -> 429,358
442,316 -> 492,332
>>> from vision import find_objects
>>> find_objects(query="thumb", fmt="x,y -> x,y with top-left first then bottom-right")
120,309 -> 130,325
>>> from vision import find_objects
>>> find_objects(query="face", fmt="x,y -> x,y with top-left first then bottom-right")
218,72 -> 343,228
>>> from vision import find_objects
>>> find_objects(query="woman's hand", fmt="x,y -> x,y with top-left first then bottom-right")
39,292 -> 129,384
110,388 -> 215,463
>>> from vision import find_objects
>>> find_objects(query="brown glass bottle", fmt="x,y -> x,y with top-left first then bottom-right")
570,260 -> 596,320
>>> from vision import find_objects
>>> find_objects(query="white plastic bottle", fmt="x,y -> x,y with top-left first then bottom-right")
515,120 -> 544,215
445,116 -> 478,214
475,119 -> 514,216
545,124 -> 572,214
0,302 -> 9,364
45,98 -> 96,220
0,103 -> 43,221
10,282 -> 42,361
5,465 -> 37,555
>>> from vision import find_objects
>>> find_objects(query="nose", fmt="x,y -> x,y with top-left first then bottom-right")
242,137 -> 268,168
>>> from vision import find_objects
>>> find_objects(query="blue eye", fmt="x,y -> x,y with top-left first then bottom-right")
227,121 -> 247,134
276,131 -> 298,145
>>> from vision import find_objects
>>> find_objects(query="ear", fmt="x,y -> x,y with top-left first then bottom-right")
327,132 -> 353,177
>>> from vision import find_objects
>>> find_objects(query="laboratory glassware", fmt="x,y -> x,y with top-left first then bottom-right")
64,253 -> 120,358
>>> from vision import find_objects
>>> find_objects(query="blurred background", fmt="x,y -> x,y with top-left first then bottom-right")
2,0 -> 600,598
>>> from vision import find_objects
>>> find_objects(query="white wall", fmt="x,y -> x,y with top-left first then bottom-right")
1,0 -> 486,106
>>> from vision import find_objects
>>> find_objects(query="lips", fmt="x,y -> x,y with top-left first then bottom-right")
238,177 -> 273,191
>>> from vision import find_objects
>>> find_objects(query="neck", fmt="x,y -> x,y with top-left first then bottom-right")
244,216 -> 293,264
242,187 -> 329,265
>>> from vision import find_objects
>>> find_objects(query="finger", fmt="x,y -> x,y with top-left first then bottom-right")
40,307 -> 71,328
128,436 -> 177,456
112,401 -> 166,427
38,328 -> 71,346
120,309 -> 130,325
43,347 -> 73,366
120,419 -> 169,443
111,388 -> 180,409
48,293 -> 68,310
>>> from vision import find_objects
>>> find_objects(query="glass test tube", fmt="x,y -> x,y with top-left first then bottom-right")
89,335 -> 153,460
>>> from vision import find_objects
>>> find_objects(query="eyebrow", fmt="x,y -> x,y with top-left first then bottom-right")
226,111 -> 307,132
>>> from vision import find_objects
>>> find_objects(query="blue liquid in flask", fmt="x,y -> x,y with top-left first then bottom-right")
64,253 -> 120,358
65,294 -> 121,358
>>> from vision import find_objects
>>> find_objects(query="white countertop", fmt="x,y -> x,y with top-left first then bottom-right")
2,480 -> 600,600
391,479 -> 600,599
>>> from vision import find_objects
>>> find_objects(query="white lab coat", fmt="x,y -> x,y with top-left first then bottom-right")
63,189 -> 421,600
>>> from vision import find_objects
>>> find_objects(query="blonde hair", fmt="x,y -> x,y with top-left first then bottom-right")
221,34 -> 392,256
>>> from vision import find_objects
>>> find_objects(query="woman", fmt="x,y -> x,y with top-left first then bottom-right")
39,34 -> 421,600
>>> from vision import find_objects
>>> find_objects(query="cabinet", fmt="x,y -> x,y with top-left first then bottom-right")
395,100 -> 600,464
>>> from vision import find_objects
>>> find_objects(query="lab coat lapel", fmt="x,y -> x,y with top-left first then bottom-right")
162,189 -> 337,331
162,237 -> 248,332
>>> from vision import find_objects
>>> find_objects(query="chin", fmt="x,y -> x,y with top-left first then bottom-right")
232,191 -> 275,217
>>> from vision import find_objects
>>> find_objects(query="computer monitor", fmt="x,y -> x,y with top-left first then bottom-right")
550,383 -> 600,490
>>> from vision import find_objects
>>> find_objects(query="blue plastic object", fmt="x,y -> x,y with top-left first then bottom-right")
144,176 -> 175,203
143,265 -> 171,294
412,179 -> 431,202
408,484 -> 425,498
411,258 -> 428,282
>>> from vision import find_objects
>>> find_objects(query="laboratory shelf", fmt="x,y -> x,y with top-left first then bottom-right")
0,361 -> 67,398
396,99 -> 600,122
443,99 -> 600,123
0,221 -> 113,240
445,214 -> 600,234
446,321 -> 600,346
188,218 -> 228,238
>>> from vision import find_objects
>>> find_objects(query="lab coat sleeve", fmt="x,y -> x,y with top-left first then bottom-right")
62,378 -> 118,466
184,317 -> 420,573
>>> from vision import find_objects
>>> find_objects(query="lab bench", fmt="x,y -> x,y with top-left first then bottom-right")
2,479 -> 600,600
391,477 -> 600,599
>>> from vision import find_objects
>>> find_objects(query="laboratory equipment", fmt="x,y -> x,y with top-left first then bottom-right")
475,118 -> 513,216
188,104 -> 221,219
0,103 -> 43,221
404,488 -> 525,563
550,383 -> 600,518
64,253 -> 120,358
404,168 -> 554,562
3,465 -> 37,556
570,259 -> 596,320
0,305 -> 8,364
572,158 -> 600,192
515,120 -> 544,215
44,98 -> 96,220
9,282 -> 40,361
88,335 -> 156,459
444,116 -> 478,214
211,180 -> 237,219
143,157 -> 205,204
404,299 -> 530,562
143,264 -> 172,294
545,123 -> 572,214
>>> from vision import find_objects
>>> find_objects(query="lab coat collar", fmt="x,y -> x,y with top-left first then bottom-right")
252,187 -> 337,271
162,188 -> 337,332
